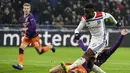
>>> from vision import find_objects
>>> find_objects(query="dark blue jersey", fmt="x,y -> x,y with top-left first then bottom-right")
20,13 -> 38,38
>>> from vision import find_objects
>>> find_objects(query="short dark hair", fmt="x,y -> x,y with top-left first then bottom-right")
85,4 -> 94,9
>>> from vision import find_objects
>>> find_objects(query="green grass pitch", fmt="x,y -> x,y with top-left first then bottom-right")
0,47 -> 130,73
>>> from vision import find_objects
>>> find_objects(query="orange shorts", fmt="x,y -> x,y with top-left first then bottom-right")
65,62 -> 88,73
21,35 -> 41,49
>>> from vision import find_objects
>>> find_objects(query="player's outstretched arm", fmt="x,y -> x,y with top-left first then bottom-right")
108,29 -> 128,55
95,29 -> 128,67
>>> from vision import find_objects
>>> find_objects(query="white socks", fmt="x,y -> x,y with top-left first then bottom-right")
92,64 -> 106,73
67,58 -> 106,73
19,64 -> 23,67
68,57 -> 86,70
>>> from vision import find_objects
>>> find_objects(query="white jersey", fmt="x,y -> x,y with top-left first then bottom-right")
75,12 -> 117,42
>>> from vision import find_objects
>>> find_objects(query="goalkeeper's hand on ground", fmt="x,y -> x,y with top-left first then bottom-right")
74,33 -> 81,40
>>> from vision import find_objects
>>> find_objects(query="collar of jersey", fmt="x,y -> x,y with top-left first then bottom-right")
86,12 -> 103,22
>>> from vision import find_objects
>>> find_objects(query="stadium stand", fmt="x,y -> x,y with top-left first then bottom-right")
0,0 -> 130,28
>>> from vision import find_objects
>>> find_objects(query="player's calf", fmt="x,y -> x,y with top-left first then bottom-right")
83,48 -> 95,61
84,49 -> 106,73
87,57 -> 95,69
35,44 -> 56,55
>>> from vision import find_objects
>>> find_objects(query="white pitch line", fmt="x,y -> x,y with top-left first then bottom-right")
0,59 -> 130,65
104,68 -> 130,71
105,62 -> 130,65
0,60 -> 60,66
1,60 -> 130,67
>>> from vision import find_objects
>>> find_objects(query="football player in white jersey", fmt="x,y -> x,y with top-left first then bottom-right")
61,4 -> 121,73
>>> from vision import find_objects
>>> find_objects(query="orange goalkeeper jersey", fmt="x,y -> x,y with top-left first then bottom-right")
65,62 -> 89,73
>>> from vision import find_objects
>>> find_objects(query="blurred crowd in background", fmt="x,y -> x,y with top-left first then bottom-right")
0,0 -> 130,27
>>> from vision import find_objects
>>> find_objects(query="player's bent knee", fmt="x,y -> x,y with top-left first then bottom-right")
38,51 -> 44,55
83,48 -> 95,60
20,43 -> 28,49
35,48 -> 44,55
37,50 -> 44,55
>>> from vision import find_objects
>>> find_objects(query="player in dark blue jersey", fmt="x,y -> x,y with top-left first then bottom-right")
12,3 -> 55,70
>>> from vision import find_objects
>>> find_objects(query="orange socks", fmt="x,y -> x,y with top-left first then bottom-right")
19,54 -> 24,66
43,45 -> 52,52
19,48 -> 24,66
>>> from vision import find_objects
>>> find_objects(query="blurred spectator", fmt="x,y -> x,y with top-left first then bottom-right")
95,0 -> 104,12
0,8 -> 3,23
55,1 -> 64,15
50,0 -> 57,9
125,9 -> 130,26
12,0 -> 23,17
64,17 -> 71,25
40,9 -> 53,25
75,3 -> 84,15
63,6 -> 72,20
54,14 -> 64,28
128,10 -> 130,22
0,0 -> 130,26
33,9 -> 40,24
116,1 -> 124,11
39,0 -> 47,12
2,7 -> 12,24
11,13 -> 18,24
71,11 -> 78,25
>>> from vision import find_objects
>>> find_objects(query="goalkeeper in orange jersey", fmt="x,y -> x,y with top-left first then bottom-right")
50,62 -> 89,73
12,3 -> 55,70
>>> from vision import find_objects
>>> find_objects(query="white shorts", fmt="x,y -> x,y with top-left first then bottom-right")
87,39 -> 107,58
